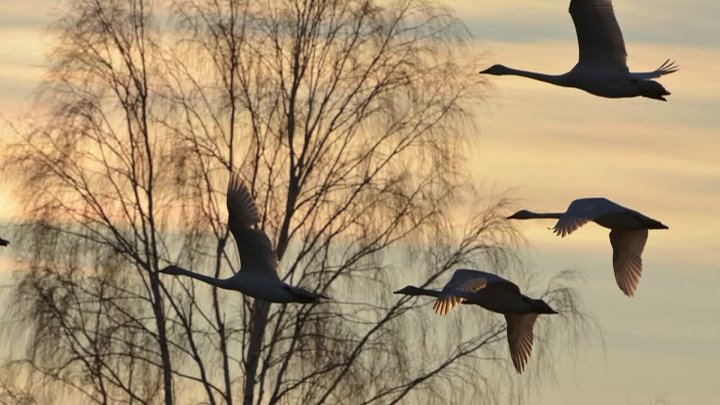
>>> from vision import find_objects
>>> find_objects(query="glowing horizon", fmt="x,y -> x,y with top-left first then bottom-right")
0,1 -> 718,404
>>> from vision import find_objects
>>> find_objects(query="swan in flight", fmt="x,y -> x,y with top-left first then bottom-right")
479,0 -> 679,101
394,269 -> 557,373
508,197 -> 668,296
160,174 -> 329,304
0,237 -> 8,247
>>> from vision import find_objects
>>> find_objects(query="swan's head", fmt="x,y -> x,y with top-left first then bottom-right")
507,210 -> 533,220
532,299 -> 558,314
393,286 -> 423,296
159,265 -> 184,275
479,64 -> 510,75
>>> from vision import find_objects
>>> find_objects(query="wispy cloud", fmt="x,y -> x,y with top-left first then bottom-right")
455,0 -> 720,48
466,38 -> 720,270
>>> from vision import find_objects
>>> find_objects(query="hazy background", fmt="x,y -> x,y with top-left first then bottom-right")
1,0 -> 718,404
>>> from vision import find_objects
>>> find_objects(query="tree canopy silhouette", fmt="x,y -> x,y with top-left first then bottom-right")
0,1 -> 594,404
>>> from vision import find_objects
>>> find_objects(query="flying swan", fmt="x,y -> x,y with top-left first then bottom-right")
508,197 -> 668,296
160,174 -> 329,303
394,269 -> 557,373
479,0 -> 679,100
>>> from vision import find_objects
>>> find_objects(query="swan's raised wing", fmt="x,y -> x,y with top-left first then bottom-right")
433,269 -> 488,315
227,174 -> 279,278
631,59 -> 680,80
553,197 -> 624,237
609,229 -> 648,297
569,0 -> 628,71
505,313 -> 539,374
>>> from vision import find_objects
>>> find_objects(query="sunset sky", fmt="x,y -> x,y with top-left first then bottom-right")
1,0 -> 719,404
460,1 -> 720,403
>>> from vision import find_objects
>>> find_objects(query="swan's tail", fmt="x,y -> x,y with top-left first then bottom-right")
637,79 -> 671,101
531,298 -> 558,314
288,286 -> 330,303
641,217 -> 669,230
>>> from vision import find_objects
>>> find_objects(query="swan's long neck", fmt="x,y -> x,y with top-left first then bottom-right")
502,67 -> 569,87
522,211 -> 564,220
401,286 -> 440,298
172,267 -> 233,289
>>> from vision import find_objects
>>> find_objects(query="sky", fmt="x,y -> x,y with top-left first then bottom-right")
0,0 -> 719,404
456,1 -> 720,404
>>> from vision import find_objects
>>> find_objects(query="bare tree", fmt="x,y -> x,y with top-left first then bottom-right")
1,0 -> 595,405
3,0 -> 175,404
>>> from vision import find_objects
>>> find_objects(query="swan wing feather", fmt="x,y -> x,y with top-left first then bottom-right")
227,173 -> 279,278
553,197 -> 625,237
610,228 -> 648,296
505,313 -> 539,374
569,0 -> 628,71
630,59 -> 680,79
433,269 -> 488,315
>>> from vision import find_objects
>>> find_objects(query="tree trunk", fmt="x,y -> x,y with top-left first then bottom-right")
150,272 -> 174,405
243,300 -> 271,405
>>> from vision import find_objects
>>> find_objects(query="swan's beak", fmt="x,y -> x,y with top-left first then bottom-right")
479,67 -> 491,74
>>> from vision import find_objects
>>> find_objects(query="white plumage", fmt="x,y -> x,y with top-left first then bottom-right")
160,173 -> 328,304
508,197 -> 668,296
395,269 -> 557,373
480,0 -> 679,101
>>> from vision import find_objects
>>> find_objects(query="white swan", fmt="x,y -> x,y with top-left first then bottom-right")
394,269 -> 557,373
479,0 -> 679,101
0,237 -> 8,247
160,174 -> 329,303
508,197 -> 668,296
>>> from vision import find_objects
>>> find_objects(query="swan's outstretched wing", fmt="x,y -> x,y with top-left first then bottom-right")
482,271 -> 522,294
505,313 -> 539,374
569,0 -> 628,71
433,269 -> 488,315
227,174 -> 259,228
227,173 -> 279,277
609,229 -> 648,296
553,197 -> 624,237
630,59 -> 680,80
553,214 -> 591,237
